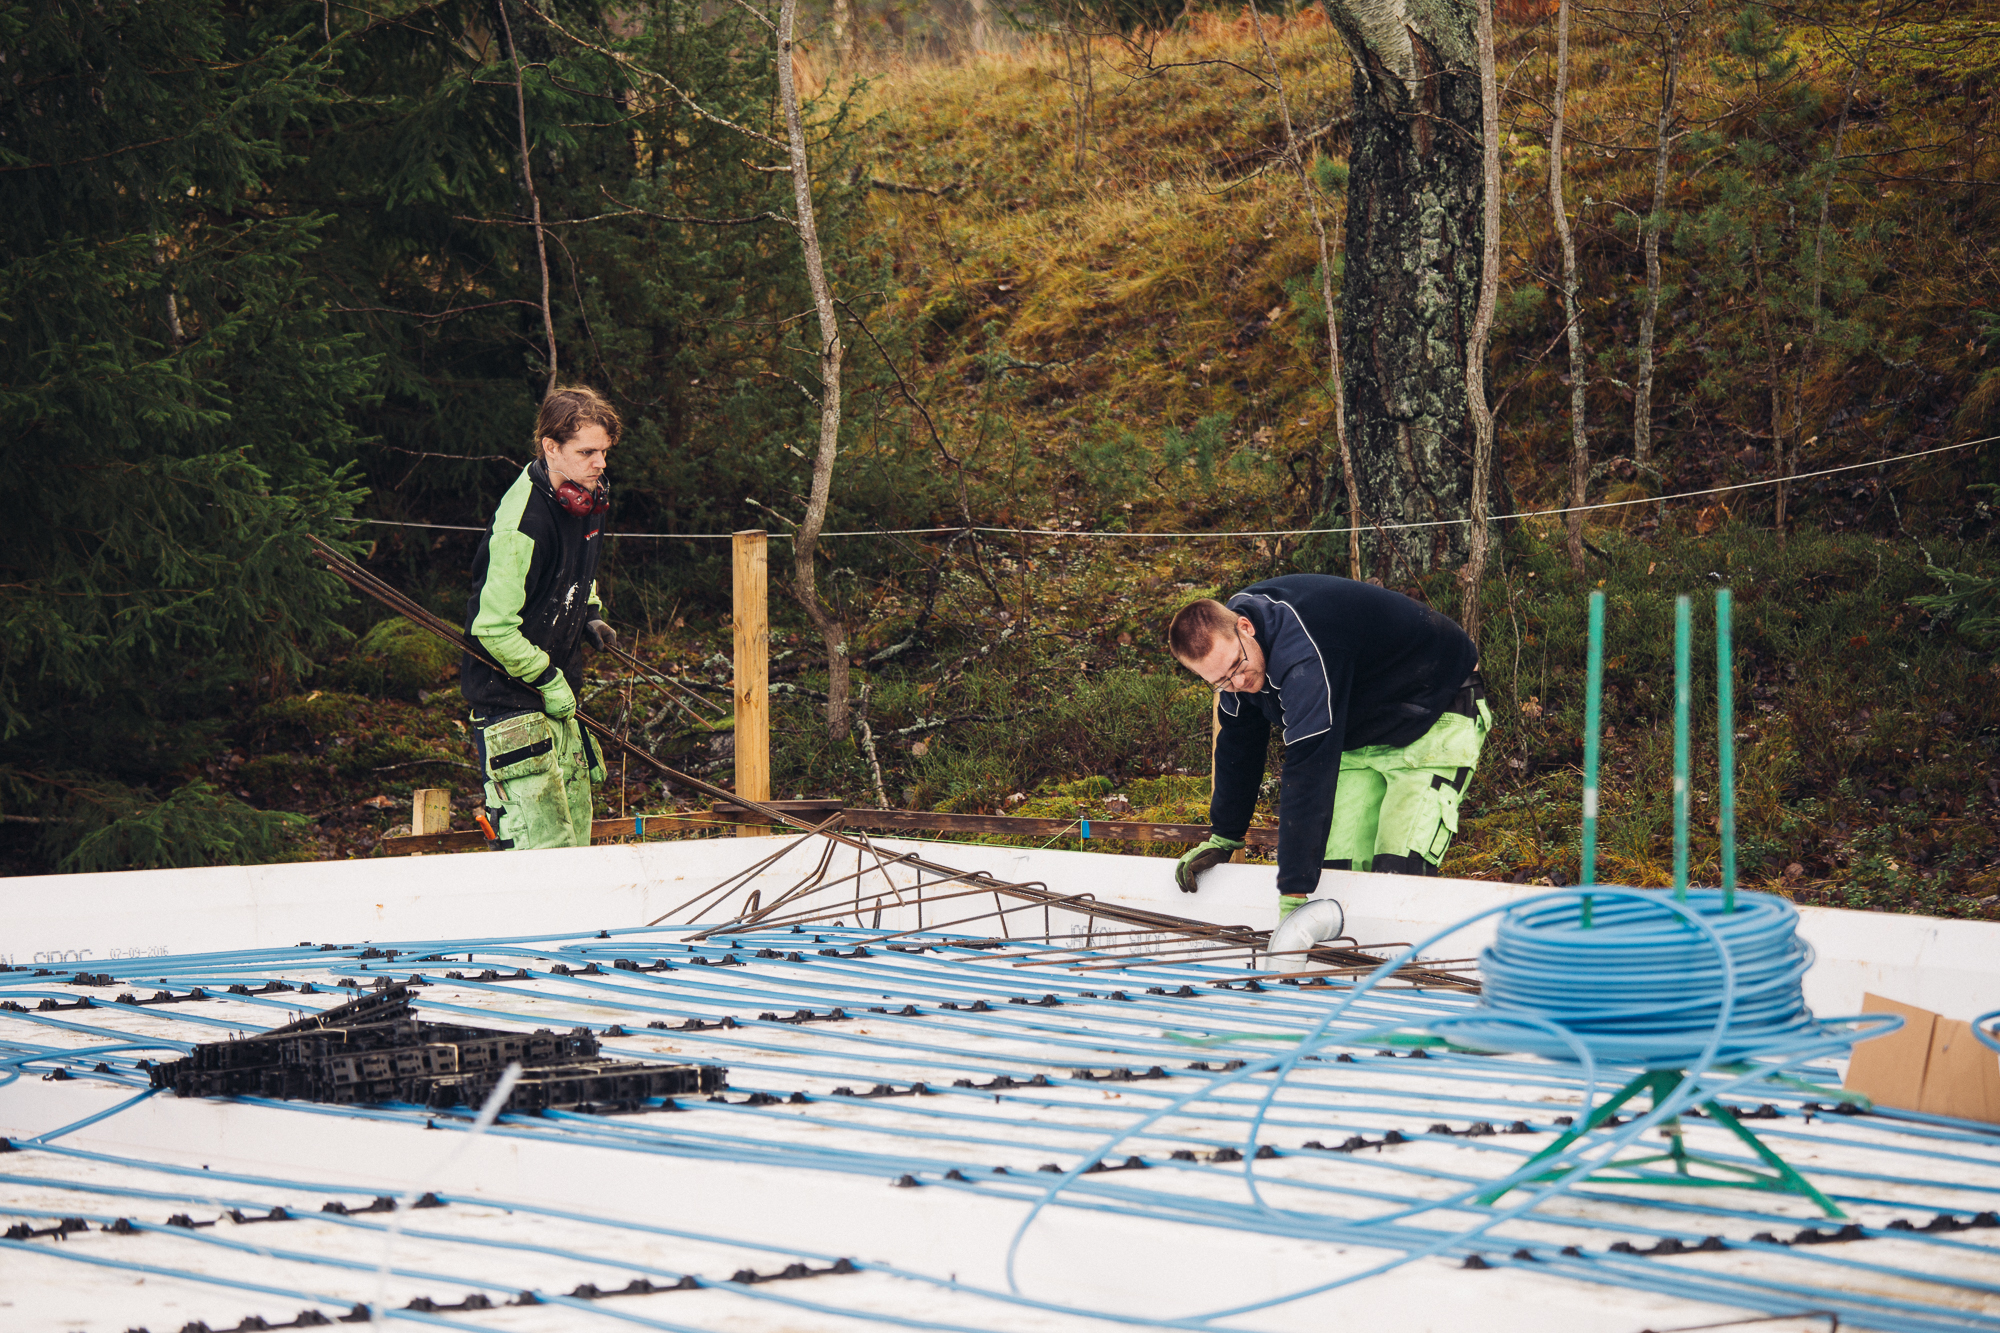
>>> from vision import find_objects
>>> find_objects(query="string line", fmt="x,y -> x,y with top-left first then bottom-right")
331,436 -> 1990,542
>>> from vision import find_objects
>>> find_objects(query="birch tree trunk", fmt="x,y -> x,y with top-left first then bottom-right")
777,0 -> 852,740
830,0 -> 854,66
1059,3 -> 1094,177
1631,6 -> 1683,475
1316,0 -> 1486,579
1549,0 -> 1589,578
1458,0 -> 1500,640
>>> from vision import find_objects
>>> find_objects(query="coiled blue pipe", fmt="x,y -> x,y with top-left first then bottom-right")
1448,888 -> 1825,1066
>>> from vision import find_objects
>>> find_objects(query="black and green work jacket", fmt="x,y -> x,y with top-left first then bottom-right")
460,460 -> 604,717
1211,574 -> 1477,897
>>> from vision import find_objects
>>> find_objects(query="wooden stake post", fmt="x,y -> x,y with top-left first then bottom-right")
733,530 -> 771,835
412,788 -> 451,837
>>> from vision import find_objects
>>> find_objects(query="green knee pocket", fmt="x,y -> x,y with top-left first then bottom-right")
1371,775 -> 1465,865
1423,781 -> 1466,862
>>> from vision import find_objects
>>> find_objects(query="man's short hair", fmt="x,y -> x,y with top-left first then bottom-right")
535,385 -> 623,452
1167,599 -> 1239,663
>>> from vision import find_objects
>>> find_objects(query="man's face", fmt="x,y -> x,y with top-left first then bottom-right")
1182,615 -> 1266,695
543,423 -> 614,491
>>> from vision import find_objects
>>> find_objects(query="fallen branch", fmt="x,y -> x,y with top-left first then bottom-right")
868,176 -> 966,197
371,759 -> 480,774
881,710 -> 1030,740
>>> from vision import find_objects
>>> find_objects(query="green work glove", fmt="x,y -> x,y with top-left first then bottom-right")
1175,834 -> 1244,893
534,665 -> 576,721
1277,893 -> 1311,924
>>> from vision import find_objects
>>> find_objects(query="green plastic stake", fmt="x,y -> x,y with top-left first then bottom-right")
1673,595 -> 1691,901
1717,589 -> 1736,912
1581,591 -> 1604,928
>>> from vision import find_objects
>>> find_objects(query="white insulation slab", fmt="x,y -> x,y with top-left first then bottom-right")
3,833 -> 1998,1333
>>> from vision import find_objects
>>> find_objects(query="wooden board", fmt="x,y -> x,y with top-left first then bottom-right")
379,806 -> 1278,857
732,530 -> 769,834
412,788 -> 452,837
709,804 -> 1281,850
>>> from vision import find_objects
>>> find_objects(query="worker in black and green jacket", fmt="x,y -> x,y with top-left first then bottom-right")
1167,575 -> 1490,956
460,386 -> 621,850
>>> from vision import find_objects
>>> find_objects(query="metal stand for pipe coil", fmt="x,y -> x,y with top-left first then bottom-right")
1478,590 -> 1846,1220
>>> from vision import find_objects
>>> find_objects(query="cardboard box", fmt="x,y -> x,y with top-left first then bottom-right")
1843,993 -> 2000,1125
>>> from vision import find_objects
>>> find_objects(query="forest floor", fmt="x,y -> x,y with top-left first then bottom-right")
170,10 -> 2000,921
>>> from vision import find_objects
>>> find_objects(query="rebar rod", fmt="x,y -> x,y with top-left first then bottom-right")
686,848 -> 917,936
302,535 -> 1468,975
706,869 -> 1001,936
649,817 -> 847,927
595,639 -> 726,717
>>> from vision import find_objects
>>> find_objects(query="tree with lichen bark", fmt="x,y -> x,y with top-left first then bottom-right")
1627,0 -> 1696,482
780,0 -> 856,740
1310,0 -> 1490,585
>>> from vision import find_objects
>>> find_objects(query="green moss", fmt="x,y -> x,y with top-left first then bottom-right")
326,619 -> 460,700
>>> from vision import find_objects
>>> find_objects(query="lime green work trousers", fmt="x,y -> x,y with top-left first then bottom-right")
1324,699 -> 1493,872
474,710 -> 596,851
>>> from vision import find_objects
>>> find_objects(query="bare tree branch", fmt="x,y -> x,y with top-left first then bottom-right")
520,0 -> 788,151
496,0 -> 557,392
595,186 -> 795,228
1460,0 -> 1502,640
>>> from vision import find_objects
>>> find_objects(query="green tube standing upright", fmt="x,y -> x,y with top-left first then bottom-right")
1581,591 -> 1605,928
1673,594 -> 1692,901
1718,589 -> 1736,911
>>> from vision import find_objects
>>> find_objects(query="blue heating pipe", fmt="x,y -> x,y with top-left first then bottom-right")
3,923 -> 1985,1333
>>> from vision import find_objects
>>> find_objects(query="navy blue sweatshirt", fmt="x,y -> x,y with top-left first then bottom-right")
1210,575 -> 1477,896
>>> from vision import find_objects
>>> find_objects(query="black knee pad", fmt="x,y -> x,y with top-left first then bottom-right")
1370,852 -> 1437,877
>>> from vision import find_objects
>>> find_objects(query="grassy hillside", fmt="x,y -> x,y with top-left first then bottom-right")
35,4 -> 1999,919
795,6 -> 2000,912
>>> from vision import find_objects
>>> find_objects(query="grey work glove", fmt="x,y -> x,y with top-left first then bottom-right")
533,665 -> 576,721
585,619 -> 619,652
1175,834 -> 1244,893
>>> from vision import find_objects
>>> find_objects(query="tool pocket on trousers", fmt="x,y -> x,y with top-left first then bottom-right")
1423,779 -> 1467,863
483,713 -> 558,781
1403,711 -> 1480,770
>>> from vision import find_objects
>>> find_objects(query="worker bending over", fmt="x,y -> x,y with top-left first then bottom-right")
460,386 -> 621,850
1167,574 -> 1492,953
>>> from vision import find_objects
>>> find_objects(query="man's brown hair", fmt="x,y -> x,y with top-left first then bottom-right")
1167,598 -> 1240,663
534,385 -> 623,453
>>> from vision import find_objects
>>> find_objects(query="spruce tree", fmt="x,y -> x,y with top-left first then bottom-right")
0,1 -> 370,869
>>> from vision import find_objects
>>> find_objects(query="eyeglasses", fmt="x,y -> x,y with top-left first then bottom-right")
1204,628 -> 1251,694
